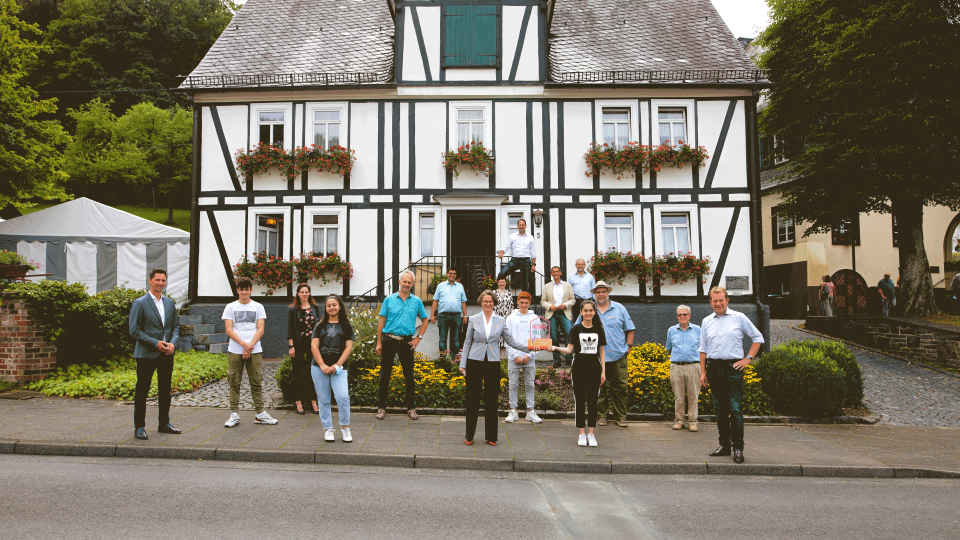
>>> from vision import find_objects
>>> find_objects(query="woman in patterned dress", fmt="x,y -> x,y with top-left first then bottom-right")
493,277 -> 514,357
287,283 -> 319,414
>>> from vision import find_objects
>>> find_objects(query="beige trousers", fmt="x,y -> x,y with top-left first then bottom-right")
669,362 -> 701,425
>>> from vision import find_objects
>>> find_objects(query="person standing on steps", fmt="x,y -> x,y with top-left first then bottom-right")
504,291 -> 542,425
288,283 -> 320,415
699,286 -> 764,464
129,268 -> 181,440
568,258 -> 596,323
430,267 -> 467,358
878,272 -> 897,317
541,265 -> 575,368
223,277 -> 278,428
375,270 -> 430,421
312,294 -> 354,443
577,281 -> 634,428
665,304 -> 701,432
549,298 -> 606,448
497,218 -> 537,295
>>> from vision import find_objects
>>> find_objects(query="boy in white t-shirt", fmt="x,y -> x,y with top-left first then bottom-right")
222,277 -> 278,427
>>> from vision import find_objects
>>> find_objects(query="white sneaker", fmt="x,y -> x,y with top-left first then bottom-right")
224,412 -> 240,428
526,411 -> 542,424
254,411 -> 278,425
587,433 -> 598,447
324,428 -> 335,442
505,410 -> 518,423
578,433 -> 587,447
341,427 -> 352,443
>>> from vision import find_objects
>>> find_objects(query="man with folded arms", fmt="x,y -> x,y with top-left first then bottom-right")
699,287 -> 764,464
665,304 -> 701,432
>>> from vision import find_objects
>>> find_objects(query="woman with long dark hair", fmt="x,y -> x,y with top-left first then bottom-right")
287,283 -> 319,414
550,298 -> 606,447
311,294 -> 355,443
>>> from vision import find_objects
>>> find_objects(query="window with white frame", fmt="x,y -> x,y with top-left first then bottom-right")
456,109 -> 484,146
602,108 -> 630,147
257,215 -> 282,256
660,213 -> 691,255
313,110 -> 341,150
311,215 -> 339,256
507,212 -> 523,234
420,214 -> 435,257
658,109 -> 687,146
771,206 -> 795,248
604,213 -> 633,253
258,111 -> 285,147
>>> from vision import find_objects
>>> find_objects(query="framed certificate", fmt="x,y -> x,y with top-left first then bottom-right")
528,317 -> 552,349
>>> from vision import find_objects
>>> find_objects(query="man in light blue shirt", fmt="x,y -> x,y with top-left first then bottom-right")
665,305 -> 702,432
376,271 -> 430,421
431,267 -> 468,356
568,258 -> 596,323
576,281 -> 635,427
698,286 -> 764,464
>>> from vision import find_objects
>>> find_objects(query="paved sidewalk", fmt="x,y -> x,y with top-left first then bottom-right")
2,397 -> 958,478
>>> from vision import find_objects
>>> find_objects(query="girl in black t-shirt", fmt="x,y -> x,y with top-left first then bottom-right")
549,299 -> 606,447
311,294 -> 355,443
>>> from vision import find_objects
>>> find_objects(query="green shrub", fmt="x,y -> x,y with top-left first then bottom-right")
275,355 -> 294,400
802,340 -> 864,406
27,351 -> 228,400
753,342 -> 847,417
347,307 -> 381,372
537,390 -> 562,411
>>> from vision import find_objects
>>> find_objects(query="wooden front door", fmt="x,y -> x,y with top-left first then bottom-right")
832,269 -> 868,316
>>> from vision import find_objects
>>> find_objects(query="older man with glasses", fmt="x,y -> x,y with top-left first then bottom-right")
665,305 -> 701,432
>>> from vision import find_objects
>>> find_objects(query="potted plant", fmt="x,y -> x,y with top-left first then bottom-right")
294,251 -> 353,284
441,142 -> 494,178
0,250 -> 42,280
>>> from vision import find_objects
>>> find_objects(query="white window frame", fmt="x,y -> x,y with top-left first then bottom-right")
305,102 -> 348,150
595,204 -> 642,254
419,212 -> 437,257
256,215 -> 281,256
776,215 -> 794,245
659,213 -> 693,256
448,101 -> 493,149
653,204 -> 701,257
249,103 -> 293,150
303,205 -> 347,257
247,206 -> 292,259
594,100 -> 640,147
412,205 -> 440,259
651,99 -> 696,147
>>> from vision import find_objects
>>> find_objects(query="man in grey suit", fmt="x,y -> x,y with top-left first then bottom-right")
129,268 -> 181,440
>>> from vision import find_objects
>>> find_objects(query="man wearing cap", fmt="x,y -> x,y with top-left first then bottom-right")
576,281 -> 635,427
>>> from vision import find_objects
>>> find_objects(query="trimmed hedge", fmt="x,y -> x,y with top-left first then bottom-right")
753,341 -> 849,417
802,339 -> 864,406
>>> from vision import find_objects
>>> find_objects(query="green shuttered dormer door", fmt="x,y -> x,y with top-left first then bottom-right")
444,4 -> 498,67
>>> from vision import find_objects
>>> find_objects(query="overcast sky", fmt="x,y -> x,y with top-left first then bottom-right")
710,0 -> 772,39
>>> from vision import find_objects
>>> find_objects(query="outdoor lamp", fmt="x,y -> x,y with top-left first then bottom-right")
532,208 -> 544,227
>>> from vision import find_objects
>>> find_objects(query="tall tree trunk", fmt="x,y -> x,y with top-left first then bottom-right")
151,187 -> 157,212
892,195 -> 939,317
165,206 -> 175,225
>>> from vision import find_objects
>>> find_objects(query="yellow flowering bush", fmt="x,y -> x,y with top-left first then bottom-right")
626,343 -> 775,416
352,353 -> 467,408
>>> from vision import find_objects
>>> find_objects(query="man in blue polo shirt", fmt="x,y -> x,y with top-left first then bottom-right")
665,304 -> 701,432
430,267 -> 468,357
375,270 -> 430,420
576,281 -> 635,427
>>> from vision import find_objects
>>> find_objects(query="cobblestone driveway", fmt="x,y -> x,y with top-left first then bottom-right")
170,361 -> 280,410
770,320 -> 960,427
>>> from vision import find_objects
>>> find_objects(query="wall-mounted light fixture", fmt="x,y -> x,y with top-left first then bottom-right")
532,208 -> 545,227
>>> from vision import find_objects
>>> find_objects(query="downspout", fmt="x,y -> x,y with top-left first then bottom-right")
187,93 -> 201,305
746,87 -> 768,348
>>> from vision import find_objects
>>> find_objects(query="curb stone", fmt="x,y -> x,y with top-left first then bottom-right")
706,462 -> 802,476
315,452 -> 415,468
800,464 -> 895,478
0,439 -> 17,454
214,448 -> 314,464
893,467 -> 960,479
514,459 -> 612,474
13,441 -> 116,457
115,444 -> 216,461
611,462 -> 707,474
415,455 -> 514,471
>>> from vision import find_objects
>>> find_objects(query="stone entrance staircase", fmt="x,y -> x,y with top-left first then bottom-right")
178,314 -> 229,353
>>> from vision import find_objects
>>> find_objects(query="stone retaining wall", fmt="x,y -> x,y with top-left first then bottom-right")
0,294 -> 56,382
806,316 -> 960,371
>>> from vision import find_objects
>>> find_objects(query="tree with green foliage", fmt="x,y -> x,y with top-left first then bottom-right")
0,0 -> 70,209
758,0 -> 960,317
28,0 -> 235,119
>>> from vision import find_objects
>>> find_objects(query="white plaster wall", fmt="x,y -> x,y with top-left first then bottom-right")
349,209 -> 378,294
502,7 -> 523,77
197,210 -> 244,297
201,105 -> 246,192
495,102 -> 528,189
565,208 -> 594,278
384,102 -> 394,189
294,103 -> 304,146
402,8 -> 426,82
549,102 -> 559,189
415,102 -> 447,189
724,207 -> 754,296
699,207 -> 732,291
532,102 -> 544,189
292,208 -> 302,256
349,103 -> 379,189
619,274 -> 643,297
642,208 -> 653,257
251,170 -> 288,191
711,101 -> 748,188
548,207 -> 561,274
400,103 -> 411,189
515,8 -> 540,81
307,170 -> 345,189
399,208 -> 411,267
563,102 -> 592,189
700,207 -> 753,296
446,69 -> 496,81
419,6 -> 441,81
453,167 -> 489,189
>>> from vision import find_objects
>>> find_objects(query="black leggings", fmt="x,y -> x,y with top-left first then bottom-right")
292,339 -> 318,403
571,355 -> 602,429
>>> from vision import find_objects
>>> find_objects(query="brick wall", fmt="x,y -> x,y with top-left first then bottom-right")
806,316 -> 960,371
0,293 -> 57,382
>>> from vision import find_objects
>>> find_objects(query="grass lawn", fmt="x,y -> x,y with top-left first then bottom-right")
19,203 -> 191,233
919,313 -> 960,328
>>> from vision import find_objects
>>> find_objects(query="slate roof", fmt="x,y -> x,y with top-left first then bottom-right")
548,0 -> 767,83
181,0 -> 395,89
760,164 -> 795,191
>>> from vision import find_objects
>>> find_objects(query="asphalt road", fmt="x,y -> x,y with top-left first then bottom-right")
1,455 -> 957,540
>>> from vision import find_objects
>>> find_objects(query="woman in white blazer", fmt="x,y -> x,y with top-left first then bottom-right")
458,290 -> 532,445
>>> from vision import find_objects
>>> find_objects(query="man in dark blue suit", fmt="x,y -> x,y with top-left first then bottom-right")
129,268 -> 181,440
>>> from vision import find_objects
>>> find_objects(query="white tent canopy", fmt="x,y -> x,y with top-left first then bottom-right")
0,198 -> 190,299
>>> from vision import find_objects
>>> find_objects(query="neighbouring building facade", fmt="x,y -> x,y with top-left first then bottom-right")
181,0 -> 772,356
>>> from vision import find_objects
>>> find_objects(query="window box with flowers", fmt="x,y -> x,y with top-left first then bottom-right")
294,252 -> 353,285
234,251 -> 353,296
235,143 -> 356,185
441,142 -> 494,181
583,141 -> 709,178
589,251 -> 711,290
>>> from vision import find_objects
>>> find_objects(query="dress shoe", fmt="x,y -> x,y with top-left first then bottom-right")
733,449 -> 745,463
296,409 -> 306,415
158,423 -> 181,434
408,409 -> 419,420
709,445 -> 731,457
376,409 -> 386,420
134,427 -> 148,440
688,424 -> 699,432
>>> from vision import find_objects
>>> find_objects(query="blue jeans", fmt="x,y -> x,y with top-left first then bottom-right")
312,363 -> 350,429
437,312 -> 464,355
550,312 -> 572,365
706,360 -> 744,450
882,297 -> 895,317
